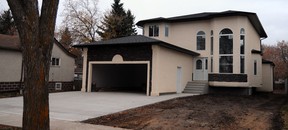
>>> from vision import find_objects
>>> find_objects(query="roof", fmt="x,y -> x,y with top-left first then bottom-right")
73,35 -> 200,56
0,34 -> 21,51
136,10 -> 267,38
0,34 -> 76,58
262,59 -> 275,66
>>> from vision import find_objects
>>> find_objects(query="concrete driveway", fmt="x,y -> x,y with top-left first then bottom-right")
0,92 -> 195,122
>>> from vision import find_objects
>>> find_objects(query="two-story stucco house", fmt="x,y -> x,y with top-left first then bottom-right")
0,34 -> 76,92
75,10 -> 274,96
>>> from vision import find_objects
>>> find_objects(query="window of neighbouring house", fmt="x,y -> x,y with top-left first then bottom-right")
197,31 -> 206,50
51,57 -> 60,66
55,83 -> 62,90
165,24 -> 169,37
219,28 -> 233,73
149,25 -> 159,37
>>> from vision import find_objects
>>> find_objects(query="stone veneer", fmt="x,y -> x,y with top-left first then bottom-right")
0,81 -> 75,92
208,74 -> 248,82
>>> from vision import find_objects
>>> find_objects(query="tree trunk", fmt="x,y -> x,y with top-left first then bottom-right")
6,0 -> 59,129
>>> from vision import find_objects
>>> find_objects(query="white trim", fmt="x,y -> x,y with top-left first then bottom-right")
55,82 -> 62,90
81,48 -> 88,92
87,61 -> 150,96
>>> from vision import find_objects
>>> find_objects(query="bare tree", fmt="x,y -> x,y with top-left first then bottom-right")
263,41 -> 288,80
62,0 -> 100,43
6,0 -> 59,129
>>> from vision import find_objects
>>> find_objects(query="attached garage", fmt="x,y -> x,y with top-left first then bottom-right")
88,62 -> 150,95
74,35 -> 199,96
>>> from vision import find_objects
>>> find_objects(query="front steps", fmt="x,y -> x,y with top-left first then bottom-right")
183,81 -> 208,94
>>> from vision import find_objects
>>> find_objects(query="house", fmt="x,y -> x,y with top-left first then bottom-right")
0,34 -> 76,92
75,10 -> 274,96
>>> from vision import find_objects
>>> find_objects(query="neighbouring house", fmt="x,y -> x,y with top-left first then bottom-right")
74,10 -> 274,96
0,34 -> 76,92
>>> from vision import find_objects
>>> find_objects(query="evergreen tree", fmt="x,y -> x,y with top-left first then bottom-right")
97,0 -> 137,40
0,9 -> 16,35
59,27 -> 73,46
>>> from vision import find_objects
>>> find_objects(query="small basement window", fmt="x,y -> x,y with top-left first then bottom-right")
55,83 -> 62,91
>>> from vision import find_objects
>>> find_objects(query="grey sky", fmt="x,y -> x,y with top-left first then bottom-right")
1,0 -> 287,45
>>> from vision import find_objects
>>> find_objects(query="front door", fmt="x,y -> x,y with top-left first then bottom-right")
193,58 -> 208,81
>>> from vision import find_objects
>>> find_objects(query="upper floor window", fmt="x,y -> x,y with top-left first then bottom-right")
210,30 -> 213,55
240,28 -> 245,54
197,31 -> 206,50
149,25 -> 159,37
51,57 -> 60,66
165,24 -> 169,37
219,29 -> 233,54
219,28 -> 233,73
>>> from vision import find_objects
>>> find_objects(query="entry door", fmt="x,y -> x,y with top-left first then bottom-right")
193,58 -> 208,81
176,67 -> 182,93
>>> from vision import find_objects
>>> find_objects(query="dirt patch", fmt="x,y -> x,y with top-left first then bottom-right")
0,124 -> 21,130
83,93 -> 287,130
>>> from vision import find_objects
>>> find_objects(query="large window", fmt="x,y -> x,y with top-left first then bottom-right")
197,31 -> 205,50
149,25 -> 159,37
219,28 -> 233,73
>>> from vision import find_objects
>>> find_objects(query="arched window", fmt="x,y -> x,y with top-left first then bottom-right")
219,28 -> 233,73
197,31 -> 205,50
196,60 -> 202,70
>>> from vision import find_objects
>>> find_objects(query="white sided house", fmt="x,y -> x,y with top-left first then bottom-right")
75,11 -> 274,96
0,34 -> 76,92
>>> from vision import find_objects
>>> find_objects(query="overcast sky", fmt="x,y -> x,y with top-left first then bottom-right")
1,0 -> 287,45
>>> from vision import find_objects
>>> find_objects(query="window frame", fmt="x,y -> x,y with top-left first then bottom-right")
197,31 -> 206,50
219,28 -> 233,73
148,25 -> 159,37
240,28 -> 245,74
51,57 -> 61,66
164,24 -> 169,37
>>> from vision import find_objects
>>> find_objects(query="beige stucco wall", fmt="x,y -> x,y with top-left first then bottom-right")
49,43 -> 75,82
151,45 -> 193,96
0,50 -> 22,82
143,16 -> 264,88
257,64 -> 273,92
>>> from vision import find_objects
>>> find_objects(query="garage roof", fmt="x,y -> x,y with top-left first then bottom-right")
73,35 -> 200,56
136,10 -> 267,38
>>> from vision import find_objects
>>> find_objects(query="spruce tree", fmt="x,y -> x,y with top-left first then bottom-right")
0,9 -> 16,35
97,0 -> 137,40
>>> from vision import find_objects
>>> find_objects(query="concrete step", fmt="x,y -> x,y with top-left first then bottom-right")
183,81 -> 208,94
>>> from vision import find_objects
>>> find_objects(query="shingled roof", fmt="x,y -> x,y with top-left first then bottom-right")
136,10 -> 267,38
0,34 -> 76,58
0,34 -> 21,51
73,35 -> 200,56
